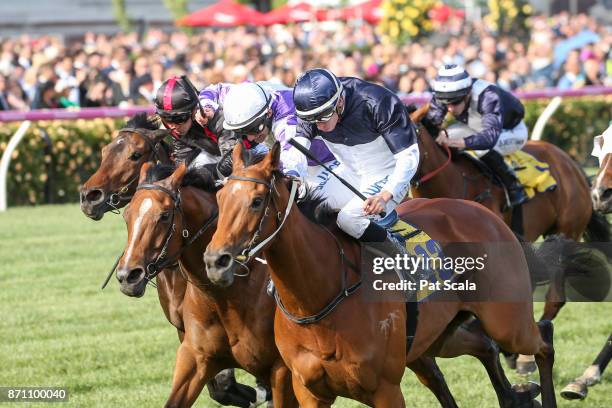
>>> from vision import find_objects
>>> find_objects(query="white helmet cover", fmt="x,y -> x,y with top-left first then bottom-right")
223,82 -> 272,131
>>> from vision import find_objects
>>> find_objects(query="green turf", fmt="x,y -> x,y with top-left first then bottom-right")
0,204 -> 610,407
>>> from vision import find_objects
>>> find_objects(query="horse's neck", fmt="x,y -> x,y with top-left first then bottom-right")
415,132 -> 466,198
180,189 -> 267,309
265,201 -> 354,318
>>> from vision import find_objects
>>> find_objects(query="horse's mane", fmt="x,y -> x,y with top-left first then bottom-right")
292,180 -> 338,226
125,113 -> 160,130
143,163 -> 217,193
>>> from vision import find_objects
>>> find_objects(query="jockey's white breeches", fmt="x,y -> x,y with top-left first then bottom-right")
306,161 -> 409,239
447,120 -> 528,158
189,150 -> 220,170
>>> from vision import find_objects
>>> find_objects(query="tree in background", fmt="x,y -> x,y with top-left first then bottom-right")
380,0 -> 438,45
163,0 -> 191,33
484,0 -> 533,39
112,0 -> 132,32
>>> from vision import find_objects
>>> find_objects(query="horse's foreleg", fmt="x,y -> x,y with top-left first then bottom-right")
407,356 -> 458,408
270,359 -> 298,408
371,380 -> 405,408
165,342 -> 221,408
291,375 -> 333,408
535,320 -> 557,408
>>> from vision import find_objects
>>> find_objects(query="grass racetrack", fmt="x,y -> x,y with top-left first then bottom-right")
1,203 -> 611,407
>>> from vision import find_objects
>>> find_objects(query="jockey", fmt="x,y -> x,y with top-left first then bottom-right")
427,64 -> 528,207
154,76 -> 240,173
292,68 -> 420,258
220,82 -> 355,207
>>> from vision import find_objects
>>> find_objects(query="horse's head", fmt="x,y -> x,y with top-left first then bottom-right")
116,162 -> 187,297
80,114 -> 170,220
204,142 -> 282,288
591,132 -> 612,213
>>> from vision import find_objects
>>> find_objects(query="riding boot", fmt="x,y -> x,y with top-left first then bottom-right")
480,150 -> 527,207
360,222 -> 412,284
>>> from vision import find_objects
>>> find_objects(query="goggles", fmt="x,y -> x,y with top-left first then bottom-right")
159,111 -> 192,124
298,104 -> 337,124
236,116 -> 267,136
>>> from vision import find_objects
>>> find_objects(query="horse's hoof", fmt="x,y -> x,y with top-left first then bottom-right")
512,381 -> 541,402
561,381 -> 587,400
516,360 -> 537,375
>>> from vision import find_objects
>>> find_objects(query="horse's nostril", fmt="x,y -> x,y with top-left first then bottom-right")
216,254 -> 232,269
84,189 -> 104,204
127,268 -> 144,284
602,188 -> 612,201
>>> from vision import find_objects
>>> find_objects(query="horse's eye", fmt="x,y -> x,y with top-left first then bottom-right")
129,152 -> 143,161
160,211 -> 171,222
251,197 -> 264,210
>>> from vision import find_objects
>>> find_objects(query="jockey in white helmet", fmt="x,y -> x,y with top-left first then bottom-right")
427,64 -> 528,207
219,81 -> 355,207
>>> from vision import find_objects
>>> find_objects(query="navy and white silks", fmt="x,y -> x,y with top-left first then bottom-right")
427,79 -> 528,157
292,77 -> 420,239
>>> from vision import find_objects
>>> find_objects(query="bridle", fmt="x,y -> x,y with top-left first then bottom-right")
224,173 -> 361,325
229,173 -> 298,266
133,183 -> 218,284
106,128 -> 168,213
411,127 -> 452,188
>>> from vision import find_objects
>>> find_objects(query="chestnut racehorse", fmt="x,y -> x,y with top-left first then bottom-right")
204,142 -> 557,407
117,162 -> 478,407
409,105 -> 609,322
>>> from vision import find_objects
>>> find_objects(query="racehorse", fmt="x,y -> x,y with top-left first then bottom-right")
80,114 -> 266,407
204,142 -> 557,407
409,104 -> 609,322
560,130 -> 612,400
115,161 -> 298,408
117,162 -> 476,408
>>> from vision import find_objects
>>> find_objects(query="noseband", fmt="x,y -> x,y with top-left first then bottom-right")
133,183 -> 218,283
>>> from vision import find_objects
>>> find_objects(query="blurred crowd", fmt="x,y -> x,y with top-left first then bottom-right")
0,10 -> 610,111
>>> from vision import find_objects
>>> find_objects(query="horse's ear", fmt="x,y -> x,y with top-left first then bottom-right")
139,162 -> 153,184
168,163 -> 187,190
409,103 -> 430,124
151,129 -> 170,143
232,142 -> 245,171
262,142 -> 281,172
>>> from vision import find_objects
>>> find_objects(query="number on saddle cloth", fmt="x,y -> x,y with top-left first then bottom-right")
375,211 -> 454,301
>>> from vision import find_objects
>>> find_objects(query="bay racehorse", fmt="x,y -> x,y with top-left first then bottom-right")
204,142 -> 557,407
80,114 -> 266,407
117,162 -> 476,407
409,104 -> 610,322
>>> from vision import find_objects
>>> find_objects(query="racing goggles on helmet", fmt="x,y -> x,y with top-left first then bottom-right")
297,103 -> 337,123
438,96 -> 466,107
159,111 -> 192,124
236,115 -> 267,136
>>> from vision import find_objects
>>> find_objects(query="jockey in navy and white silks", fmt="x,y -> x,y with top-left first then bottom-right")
427,64 -> 528,207
292,68 -> 420,252
219,82 -> 355,205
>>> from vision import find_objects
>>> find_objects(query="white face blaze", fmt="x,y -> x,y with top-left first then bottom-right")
592,125 -> 612,192
124,198 -> 153,266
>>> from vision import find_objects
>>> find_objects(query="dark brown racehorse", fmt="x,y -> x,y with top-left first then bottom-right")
205,142 -> 557,407
116,162 -> 298,407
409,104 -> 609,322
80,115 -> 264,407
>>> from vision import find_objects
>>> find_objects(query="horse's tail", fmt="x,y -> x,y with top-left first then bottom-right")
523,233 -> 611,301
513,232 -> 554,287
